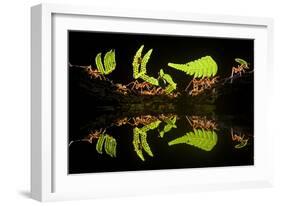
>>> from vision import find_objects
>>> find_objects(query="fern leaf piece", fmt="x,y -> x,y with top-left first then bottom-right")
168,129 -> 218,151
104,50 -> 116,75
95,53 -> 105,74
140,131 -> 153,157
95,50 -> 116,75
168,56 -> 218,78
96,134 -> 106,154
234,139 -> 248,149
159,69 -> 177,94
208,56 -> 218,77
235,58 -> 248,66
132,45 -> 144,79
159,116 -> 177,138
164,85 -> 174,94
140,74 -> 159,86
142,120 -> 162,133
104,135 -> 117,157
132,120 -> 161,161
167,63 -> 187,73
104,50 -> 111,74
133,128 -> 145,161
140,49 -> 153,75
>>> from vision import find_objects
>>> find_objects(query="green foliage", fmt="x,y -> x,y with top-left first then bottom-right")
96,133 -> 106,154
139,74 -> 159,86
141,120 -> 162,132
104,135 -> 117,157
132,45 -> 159,86
132,120 -> 161,161
168,129 -> 218,151
139,131 -> 153,157
95,49 -> 116,75
168,56 -> 218,78
159,69 -> 177,94
234,139 -> 248,149
104,50 -> 116,74
140,49 -> 153,75
133,128 -> 145,161
132,45 -> 145,79
159,116 -> 177,138
235,58 -> 249,67
96,134 -> 117,157
95,53 -> 105,74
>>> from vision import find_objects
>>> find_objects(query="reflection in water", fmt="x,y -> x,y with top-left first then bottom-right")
231,128 -> 249,149
168,129 -> 218,151
85,129 -> 104,143
96,133 -> 117,157
159,116 -> 177,138
186,115 -> 217,130
69,114 -> 253,172
69,129 -> 117,158
114,114 -> 172,127
169,116 -> 218,151
133,120 -> 161,161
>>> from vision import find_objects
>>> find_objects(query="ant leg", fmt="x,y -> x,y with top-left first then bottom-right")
185,116 -> 193,127
230,68 -> 235,84
185,79 -> 194,92
231,128 -> 235,140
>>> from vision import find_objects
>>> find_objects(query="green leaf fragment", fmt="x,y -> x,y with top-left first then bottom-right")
140,74 -> 159,86
168,55 -> 218,78
159,69 -> 177,94
140,49 -> 153,75
96,134 -> 106,154
95,50 -> 116,75
95,53 -> 105,74
104,50 -> 116,75
168,129 -> 218,151
235,58 -> 248,66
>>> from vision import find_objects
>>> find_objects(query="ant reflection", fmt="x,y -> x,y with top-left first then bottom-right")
69,114 -> 252,161
231,128 -> 249,149
186,115 -> 218,130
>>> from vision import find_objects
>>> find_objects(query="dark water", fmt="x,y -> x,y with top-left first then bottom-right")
68,31 -> 254,174
68,114 -> 253,174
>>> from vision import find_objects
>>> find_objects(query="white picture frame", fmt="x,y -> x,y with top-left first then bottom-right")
31,3 -> 274,202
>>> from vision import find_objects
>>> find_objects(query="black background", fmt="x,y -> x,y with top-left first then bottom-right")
68,31 -> 254,174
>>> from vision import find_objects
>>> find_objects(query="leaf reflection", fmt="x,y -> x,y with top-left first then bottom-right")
158,116 -> 177,138
69,114 -> 252,161
168,129 -> 218,151
96,133 -> 117,157
133,120 -> 161,161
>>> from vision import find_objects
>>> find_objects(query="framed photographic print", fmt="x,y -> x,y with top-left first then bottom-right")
31,3 -> 274,201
